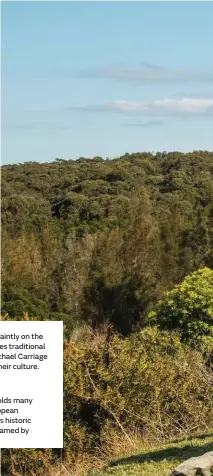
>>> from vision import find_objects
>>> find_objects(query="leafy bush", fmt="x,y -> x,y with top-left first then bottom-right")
1,286 -> 48,319
64,326 -> 213,459
1,449 -> 56,476
148,268 -> 213,353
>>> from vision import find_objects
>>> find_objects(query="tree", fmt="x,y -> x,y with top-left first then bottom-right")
148,267 -> 213,353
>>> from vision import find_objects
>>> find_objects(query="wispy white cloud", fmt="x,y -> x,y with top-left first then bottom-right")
78,64 -> 213,84
70,97 -> 213,118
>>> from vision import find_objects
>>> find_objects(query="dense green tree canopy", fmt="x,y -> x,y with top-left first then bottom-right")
1,151 -> 213,331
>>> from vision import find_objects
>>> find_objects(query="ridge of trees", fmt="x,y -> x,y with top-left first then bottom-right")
2,151 -> 213,334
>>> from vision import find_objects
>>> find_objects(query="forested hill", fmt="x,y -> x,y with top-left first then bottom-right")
2,151 -> 213,334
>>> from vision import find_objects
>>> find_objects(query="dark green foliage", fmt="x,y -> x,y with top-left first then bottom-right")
1,286 -> 74,333
1,151 -> 213,332
1,286 -> 48,318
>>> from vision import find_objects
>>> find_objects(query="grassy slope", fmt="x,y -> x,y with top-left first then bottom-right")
92,434 -> 213,476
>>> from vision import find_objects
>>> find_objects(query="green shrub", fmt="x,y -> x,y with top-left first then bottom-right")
64,326 -> 213,458
1,286 -> 48,319
148,267 -> 213,353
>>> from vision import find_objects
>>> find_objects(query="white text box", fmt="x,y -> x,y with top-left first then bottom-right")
0,321 -> 63,448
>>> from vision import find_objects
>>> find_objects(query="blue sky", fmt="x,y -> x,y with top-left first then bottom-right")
2,1 -> 213,165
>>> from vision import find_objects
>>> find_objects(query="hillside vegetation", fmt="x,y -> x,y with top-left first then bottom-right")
1,151 -> 213,475
2,151 -> 213,332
